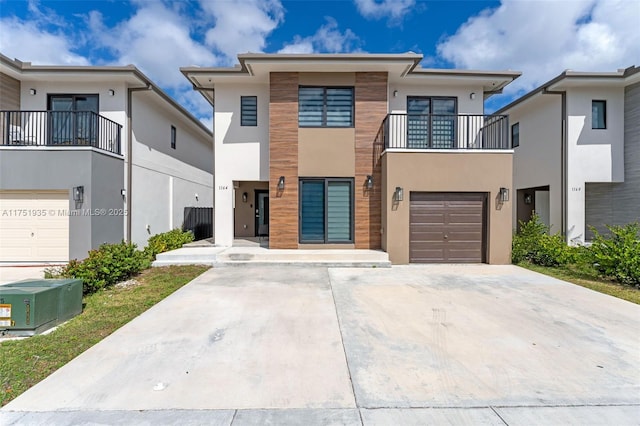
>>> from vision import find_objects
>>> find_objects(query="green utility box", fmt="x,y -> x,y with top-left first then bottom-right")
0,279 -> 82,336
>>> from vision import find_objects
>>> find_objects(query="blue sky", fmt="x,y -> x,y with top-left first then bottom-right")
1,0 -> 639,125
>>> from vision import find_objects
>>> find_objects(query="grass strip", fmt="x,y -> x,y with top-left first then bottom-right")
0,265 -> 209,406
520,262 -> 640,304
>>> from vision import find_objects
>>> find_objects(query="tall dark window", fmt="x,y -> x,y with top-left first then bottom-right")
48,94 -> 98,145
511,122 -> 520,148
407,96 -> 457,148
171,125 -> 176,149
592,100 -> 606,129
300,178 -> 353,243
241,96 -> 257,126
299,87 -> 353,127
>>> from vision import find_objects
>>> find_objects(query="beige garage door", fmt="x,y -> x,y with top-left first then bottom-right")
0,191 -> 69,262
410,192 -> 486,263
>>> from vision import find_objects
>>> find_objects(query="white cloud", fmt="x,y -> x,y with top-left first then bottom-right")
0,17 -> 89,65
201,0 -> 284,62
87,3 -> 218,88
437,0 -> 640,97
279,17 -> 362,54
354,0 -> 415,23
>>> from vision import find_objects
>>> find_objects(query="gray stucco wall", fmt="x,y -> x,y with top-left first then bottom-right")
585,82 -> 640,238
0,148 -> 124,259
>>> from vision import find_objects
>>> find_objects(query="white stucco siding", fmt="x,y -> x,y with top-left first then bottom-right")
566,87 -> 625,184
214,83 -> 269,246
566,87 -> 625,243
509,94 -> 563,233
388,84 -> 485,114
130,92 -> 213,247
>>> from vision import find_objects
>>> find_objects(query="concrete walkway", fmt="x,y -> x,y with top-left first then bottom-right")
2,265 -> 639,425
153,239 -> 391,268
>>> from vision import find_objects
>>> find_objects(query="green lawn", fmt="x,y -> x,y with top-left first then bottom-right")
0,265 -> 209,407
519,262 -> 640,305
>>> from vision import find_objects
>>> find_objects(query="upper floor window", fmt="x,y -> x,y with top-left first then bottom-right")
407,96 -> 457,149
241,96 -> 257,126
171,125 -> 176,149
299,87 -> 353,127
592,100 -> 606,129
511,122 -> 520,148
48,94 -> 99,145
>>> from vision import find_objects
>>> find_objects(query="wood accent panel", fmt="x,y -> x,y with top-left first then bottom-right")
0,73 -> 21,110
269,72 -> 299,248
354,72 -> 387,249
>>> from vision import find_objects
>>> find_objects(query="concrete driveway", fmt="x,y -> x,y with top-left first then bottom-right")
2,265 -> 639,425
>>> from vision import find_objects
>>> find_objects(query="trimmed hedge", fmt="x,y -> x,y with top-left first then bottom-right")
512,214 -> 578,267
144,228 -> 194,260
57,241 -> 149,295
47,229 -> 196,295
588,223 -> 640,286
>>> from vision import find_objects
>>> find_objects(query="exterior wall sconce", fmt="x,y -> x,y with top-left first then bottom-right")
470,92 -> 476,100
242,192 -> 248,203
120,188 -> 126,198
393,90 -> 398,97
365,175 -> 374,189
277,176 -> 285,190
524,193 -> 532,204
395,186 -> 404,201
499,187 -> 509,203
29,88 -> 37,95
108,89 -> 115,96
73,186 -> 84,203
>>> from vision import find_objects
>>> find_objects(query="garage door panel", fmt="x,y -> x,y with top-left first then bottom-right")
410,192 -> 485,263
0,191 -> 69,262
447,231 -> 482,242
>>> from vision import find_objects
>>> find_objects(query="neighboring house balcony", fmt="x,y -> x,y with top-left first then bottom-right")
0,110 -> 122,155
378,113 -> 511,151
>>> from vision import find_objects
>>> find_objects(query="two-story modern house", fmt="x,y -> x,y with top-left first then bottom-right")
0,54 -> 214,263
182,53 -> 520,264
499,66 -> 639,243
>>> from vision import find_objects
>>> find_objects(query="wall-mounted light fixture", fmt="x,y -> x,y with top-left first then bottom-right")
120,188 -> 126,198
365,175 -> 374,190
73,186 -> 84,203
29,88 -> 36,96
277,176 -> 285,190
524,193 -> 532,205
393,90 -> 398,97
499,187 -> 510,203
242,192 -> 248,203
108,89 -> 115,96
395,186 -> 404,202
470,92 -> 476,100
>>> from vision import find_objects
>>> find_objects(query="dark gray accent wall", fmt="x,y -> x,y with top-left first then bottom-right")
585,82 -> 640,238
0,149 -> 124,259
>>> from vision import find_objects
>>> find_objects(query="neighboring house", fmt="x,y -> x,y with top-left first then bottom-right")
0,54 -> 213,263
182,53 -> 520,264
498,66 -> 640,243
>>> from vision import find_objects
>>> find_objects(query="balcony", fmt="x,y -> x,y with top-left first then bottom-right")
378,113 -> 510,151
1,110 -> 122,155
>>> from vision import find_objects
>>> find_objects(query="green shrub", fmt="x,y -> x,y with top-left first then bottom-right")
144,228 -> 194,260
588,223 -> 640,286
59,241 -> 149,295
512,214 -> 577,267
